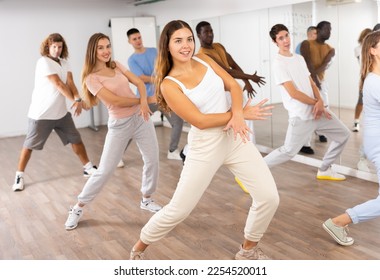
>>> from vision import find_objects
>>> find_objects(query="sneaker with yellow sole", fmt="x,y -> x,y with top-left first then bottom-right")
234,177 -> 249,194
317,167 -> 346,181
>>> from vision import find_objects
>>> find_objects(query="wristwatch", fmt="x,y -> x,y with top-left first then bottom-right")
75,98 -> 82,102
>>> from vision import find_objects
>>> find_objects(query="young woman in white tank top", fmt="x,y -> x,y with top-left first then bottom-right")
130,20 -> 279,260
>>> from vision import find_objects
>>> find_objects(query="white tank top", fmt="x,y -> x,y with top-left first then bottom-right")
164,56 -> 229,114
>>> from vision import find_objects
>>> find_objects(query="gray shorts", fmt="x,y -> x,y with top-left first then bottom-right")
23,112 -> 82,150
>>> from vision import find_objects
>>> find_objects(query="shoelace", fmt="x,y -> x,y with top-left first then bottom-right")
342,226 -> 350,240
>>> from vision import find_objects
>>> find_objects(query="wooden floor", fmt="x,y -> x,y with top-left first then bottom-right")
1,125 -> 379,260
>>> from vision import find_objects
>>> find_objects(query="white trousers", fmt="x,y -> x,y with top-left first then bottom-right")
140,126 -> 279,244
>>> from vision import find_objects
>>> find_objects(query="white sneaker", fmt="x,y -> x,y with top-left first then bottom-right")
317,167 -> 346,181
352,122 -> 360,132
140,199 -> 162,213
83,165 -> 97,178
235,245 -> 270,260
357,158 -> 370,172
12,175 -> 24,191
167,149 -> 182,160
117,160 -> 125,168
323,218 -> 354,246
65,207 -> 83,230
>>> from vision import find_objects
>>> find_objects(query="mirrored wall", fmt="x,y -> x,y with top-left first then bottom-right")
192,0 -> 378,177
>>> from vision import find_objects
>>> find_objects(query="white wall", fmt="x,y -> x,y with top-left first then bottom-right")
133,0 -> 310,27
0,0 -> 315,138
0,0 -> 137,138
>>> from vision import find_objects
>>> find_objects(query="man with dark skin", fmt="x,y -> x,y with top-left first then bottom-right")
300,21 -> 335,143
196,21 -> 265,98
300,21 -> 335,104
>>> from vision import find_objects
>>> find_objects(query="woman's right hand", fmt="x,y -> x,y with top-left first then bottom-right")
243,98 -> 274,120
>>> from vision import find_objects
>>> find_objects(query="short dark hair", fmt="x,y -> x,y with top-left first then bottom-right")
373,23 -> 380,31
127,28 -> 140,37
195,21 -> 210,35
307,26 -> 316,33
269,24 -> 289,42
316,21 -> 330,30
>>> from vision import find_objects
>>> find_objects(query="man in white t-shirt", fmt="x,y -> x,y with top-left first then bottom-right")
264,24 -> 350,181
12,33 -> 97,191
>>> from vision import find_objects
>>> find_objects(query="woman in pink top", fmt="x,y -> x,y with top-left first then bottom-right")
65,33 -> 162,231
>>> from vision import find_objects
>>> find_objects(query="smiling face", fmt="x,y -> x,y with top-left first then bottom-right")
96,38 -> 112,63
168,27 -> 195,63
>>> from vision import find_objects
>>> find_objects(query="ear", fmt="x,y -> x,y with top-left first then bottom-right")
370,47 -> 377,56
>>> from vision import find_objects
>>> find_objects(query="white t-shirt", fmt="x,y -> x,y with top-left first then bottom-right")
28,56 -> 69,120
272,53 -> 314,120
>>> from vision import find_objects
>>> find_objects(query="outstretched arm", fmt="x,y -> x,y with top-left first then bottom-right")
226,52 -> 265,86
225,51 -> 265,98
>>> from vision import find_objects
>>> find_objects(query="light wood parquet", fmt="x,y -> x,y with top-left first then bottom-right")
0,124 -> 379,260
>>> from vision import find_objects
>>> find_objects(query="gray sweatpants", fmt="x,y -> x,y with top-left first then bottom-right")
149,103 -> 184,152
78,114 -> 159,204
264,111 -> 350,171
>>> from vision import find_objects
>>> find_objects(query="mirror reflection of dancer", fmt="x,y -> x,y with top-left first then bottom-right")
130,20 -> 279,260
353,28 -> 372,173
265,24 -> 350,181
300,21 -> 335,144
323,30 -> 380,246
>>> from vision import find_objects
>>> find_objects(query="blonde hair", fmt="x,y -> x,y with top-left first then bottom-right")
155,20 -> 194,112
81,33 -> 116,108
360,30 -> 380,91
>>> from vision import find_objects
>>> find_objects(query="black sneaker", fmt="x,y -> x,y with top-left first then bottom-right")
179,148 -> 186,164
319,135 -> 328,143
299,146 -> 315,155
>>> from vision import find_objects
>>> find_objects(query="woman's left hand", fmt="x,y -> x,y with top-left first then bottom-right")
223,112 -> 252,143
